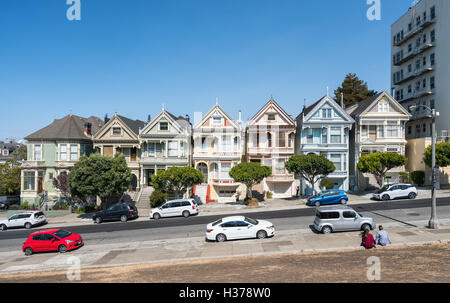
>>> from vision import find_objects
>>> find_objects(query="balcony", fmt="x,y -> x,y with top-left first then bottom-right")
393,16 -> 436,47
266,175 -> 295,183
409,111 -> 433,122
247,147 -> 294,155
399,87 -> 435,103
211,178 -> 240,187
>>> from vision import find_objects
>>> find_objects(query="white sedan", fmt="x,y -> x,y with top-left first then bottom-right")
205,216 -> 275,242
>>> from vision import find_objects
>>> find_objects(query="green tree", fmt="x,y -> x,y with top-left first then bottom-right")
68,153 -> 131,209
334,73 -> 378,107
423,142 -> 450,168
286,154 -> 335,195
0,159 -> 21,195
357,152 -> 407,187
52,171 -> 72,203
229,162 -> 272,199
151,166 -> 204,199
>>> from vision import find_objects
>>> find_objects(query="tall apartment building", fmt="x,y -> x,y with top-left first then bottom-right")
391,0 -> 450,140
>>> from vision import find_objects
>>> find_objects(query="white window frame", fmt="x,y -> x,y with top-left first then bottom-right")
34,145 -> 42,161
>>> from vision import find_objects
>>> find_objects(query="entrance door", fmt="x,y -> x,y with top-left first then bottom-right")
147,169 -> 155,186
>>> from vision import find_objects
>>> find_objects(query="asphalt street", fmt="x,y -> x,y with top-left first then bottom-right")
0,197 -> 450,253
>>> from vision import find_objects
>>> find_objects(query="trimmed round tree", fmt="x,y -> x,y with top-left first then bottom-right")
357,152 -> 407,187
285,154 -> 335,195
68,153 -> 132,209
229,162 -> 272,200
151,166 -> 204,199
423,142 -> 450,168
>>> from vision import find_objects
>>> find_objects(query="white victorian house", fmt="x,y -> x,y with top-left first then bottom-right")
192,102 -> 245,203
295,94 -> 355,195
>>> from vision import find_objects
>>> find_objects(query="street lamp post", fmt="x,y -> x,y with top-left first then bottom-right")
409,105 -> 440,229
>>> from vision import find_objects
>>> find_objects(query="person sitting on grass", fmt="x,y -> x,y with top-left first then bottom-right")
360,230 -> 376,249
375,225 -> 392,246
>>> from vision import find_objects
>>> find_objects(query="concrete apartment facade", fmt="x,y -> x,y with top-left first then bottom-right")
391,0 -> 450,187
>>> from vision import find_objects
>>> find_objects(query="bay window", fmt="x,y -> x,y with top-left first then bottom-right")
23,172 -> 35,191
168,141 -> 178,157
330,127 -> 342,144
70,145 -> 78,161
330,154 -> 342,171
60,145 -> 67,161
221,163 -> 231,180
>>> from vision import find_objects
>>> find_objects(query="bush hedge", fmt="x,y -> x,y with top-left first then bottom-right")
150,190 -> 167,208
411,171 -> 425,187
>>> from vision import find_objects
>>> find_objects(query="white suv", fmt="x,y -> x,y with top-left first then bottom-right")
373,184 -> 418,201
0,211 -> 47,231
150,199 -> 199,220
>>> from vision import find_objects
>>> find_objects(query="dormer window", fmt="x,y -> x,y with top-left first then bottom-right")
212,117 -> 222,126
267,114 -> 276,121
2,149 -> 8,156
112,127 -> 122,135
322,109 -> 332,119
378,101 -> 389,112
160,122 -> 169,131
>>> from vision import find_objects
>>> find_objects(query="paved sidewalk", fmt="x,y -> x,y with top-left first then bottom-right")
1,219 -> 449,276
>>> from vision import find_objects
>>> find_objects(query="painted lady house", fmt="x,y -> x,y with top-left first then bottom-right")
136,108 -> 192,205
93,113 -> 146,192
21,114 -> 104,206
295,94 -> 355,195
246,97 -> 297,199
192,102 -> 245,203
346,91 -> 411,190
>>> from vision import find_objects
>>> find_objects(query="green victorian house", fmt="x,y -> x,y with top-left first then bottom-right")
21,114 -> 104,206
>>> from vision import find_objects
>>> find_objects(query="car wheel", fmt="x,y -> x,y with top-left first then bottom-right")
0,224 -> 7,231
120,215 -> 128,222
362,224 -> 371,231
24,222 -> 32,229
341,199 -> 347,205
256,230 -> 267,239
322,226 -> 332,234
216,234 -> 227,243
408,192 -> 417,200
153,213 -> 161,220
95,217 -> 102,224
182,211 -> 190,218
382,194 -> 390,201
58,245 -> 68,253
24,247 -> 33,256
315,201 -> 321,207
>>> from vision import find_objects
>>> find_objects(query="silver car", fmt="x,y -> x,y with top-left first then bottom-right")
150,199 -> 199,220
313,205 -> 376,234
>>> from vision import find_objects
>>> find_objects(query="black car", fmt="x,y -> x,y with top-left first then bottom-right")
92,204 -> 138,224
0,196 -> 20,210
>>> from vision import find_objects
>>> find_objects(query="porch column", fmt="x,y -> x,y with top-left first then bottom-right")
34,170 -> 38,193
140,166 -> 144,186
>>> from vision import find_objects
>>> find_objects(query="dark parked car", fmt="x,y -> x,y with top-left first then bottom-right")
92,204 -> 138,224
0,196 -> 20,210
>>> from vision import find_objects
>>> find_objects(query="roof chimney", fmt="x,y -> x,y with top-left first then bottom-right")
84,123 -> 92,136
340,93 -> 344,109
238,110 -> 242,122
104,114 -> 110,124
147,114 -> 151,123
185,114 -> 190,122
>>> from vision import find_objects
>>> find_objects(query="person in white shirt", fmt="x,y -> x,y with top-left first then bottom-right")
375,225 -> 392,246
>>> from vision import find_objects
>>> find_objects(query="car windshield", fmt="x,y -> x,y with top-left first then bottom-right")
244,217 -> 258,225
376,186 -> 390,194
53,230 -> 72,239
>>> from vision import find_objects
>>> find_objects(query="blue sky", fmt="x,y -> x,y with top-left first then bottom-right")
0,0 -> 414,140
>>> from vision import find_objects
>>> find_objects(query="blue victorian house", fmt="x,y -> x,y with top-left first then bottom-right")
295,94 -> 355,195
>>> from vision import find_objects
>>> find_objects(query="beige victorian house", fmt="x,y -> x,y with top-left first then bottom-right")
346,91 -> 412,190
247,97 -> 296,199
193,102 -> 245,203
93,114 -> 146,191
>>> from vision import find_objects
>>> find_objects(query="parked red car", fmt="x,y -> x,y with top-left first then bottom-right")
22,229 -> 83,256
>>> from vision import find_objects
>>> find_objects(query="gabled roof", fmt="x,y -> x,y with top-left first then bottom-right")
296,95 -> 355,124
194,103 -> 241,130
248,96 -> 295,127
140,109 -> 191,135
116,115 -> 146,135
347,91 -> 411,118
25,115 -> 104,141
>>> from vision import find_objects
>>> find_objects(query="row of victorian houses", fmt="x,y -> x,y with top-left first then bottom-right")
20,91 -> 412,206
